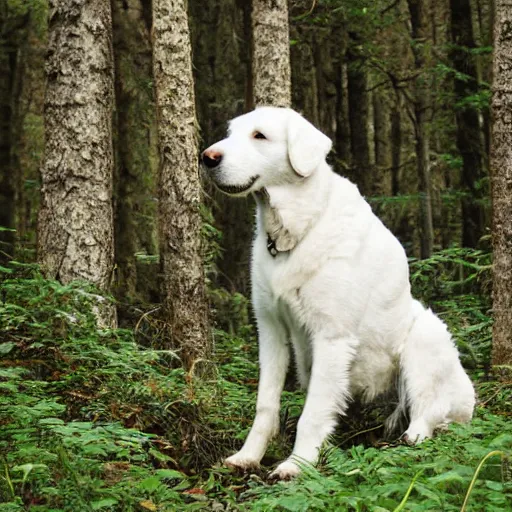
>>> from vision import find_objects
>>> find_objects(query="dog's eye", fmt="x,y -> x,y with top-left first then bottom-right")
253,131 -> 267,140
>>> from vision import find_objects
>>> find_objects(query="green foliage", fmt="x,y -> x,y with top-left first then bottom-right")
0,262 -> 260,510
200,203 -> 224,278
0,263 -> 194,510
409,246 -> 492,369
1,247 -> 510,511
434,61 -> 491,112
1,0 -> 48,43
242,415 -> 512,511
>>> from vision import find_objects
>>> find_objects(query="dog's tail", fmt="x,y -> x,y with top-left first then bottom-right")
384,371 -> 408,436
385,300 -> 475,437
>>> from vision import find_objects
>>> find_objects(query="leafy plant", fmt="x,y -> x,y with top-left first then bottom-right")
1,247 -> 510,511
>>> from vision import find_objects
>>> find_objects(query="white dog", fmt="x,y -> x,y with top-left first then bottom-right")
202,107 -> 475,480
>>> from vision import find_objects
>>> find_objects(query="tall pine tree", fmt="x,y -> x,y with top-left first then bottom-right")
490,0 -> 512,369
38,0 -> 116,327
152,0 -> 210,370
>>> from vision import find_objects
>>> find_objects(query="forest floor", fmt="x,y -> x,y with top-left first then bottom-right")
1,252 -> 511,511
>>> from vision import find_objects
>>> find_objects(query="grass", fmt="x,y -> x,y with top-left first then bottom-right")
0,251 -> 511,511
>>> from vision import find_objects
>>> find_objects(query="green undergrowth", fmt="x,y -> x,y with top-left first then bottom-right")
1,250 -> 511,511
244,416 -> 512,512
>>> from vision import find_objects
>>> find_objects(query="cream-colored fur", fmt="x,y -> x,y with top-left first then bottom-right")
203,107 -> 475,480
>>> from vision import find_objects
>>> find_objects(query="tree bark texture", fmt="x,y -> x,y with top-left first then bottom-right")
490,0 -> 512,368
112,0 -> 157,303
252,0 -> 291,107
450,0 -> 487,248
38,0 -> 116,327
152,0 -> 210,368
407,0 -> 435,258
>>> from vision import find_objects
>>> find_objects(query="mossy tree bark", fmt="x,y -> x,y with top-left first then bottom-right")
37,0 -> 116,327
152,0 -> 210,369
490,0 -> 512,369
252,0 -> 291,107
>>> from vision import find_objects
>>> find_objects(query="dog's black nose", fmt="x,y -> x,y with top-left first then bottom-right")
202,149 -> 223,169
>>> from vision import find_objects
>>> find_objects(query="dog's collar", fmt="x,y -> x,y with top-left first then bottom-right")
255,189 -> 290,258
267,234 -> 279,257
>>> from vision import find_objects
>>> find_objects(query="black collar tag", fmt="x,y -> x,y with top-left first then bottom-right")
267,234 -> 278,257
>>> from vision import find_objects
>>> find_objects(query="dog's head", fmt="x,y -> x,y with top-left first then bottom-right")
201,107 -> 332,197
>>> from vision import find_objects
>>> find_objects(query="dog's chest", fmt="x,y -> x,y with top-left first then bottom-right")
255,247 -> 293,296
254,251 -> 309,323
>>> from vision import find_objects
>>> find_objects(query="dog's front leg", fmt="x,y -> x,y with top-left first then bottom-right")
225,313 -> 289,471
270,332 -> 357,480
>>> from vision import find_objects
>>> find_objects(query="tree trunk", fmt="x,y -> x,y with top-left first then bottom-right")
390,93 -> 402,196
112,0 -> 157,304
312,29 -> 338,142
414,102 -> 434,258
10,8 -> 46,252
0,6 -> 19,262
335,58 -> 352,172
450,0 -> 487,248
290,26 -> 319,125
347,53 -> 372,195
152,0 -> 210,370
490,0 -> 512,369
373,88 -> 393,197
407,0 -> 434,258
252,0 -> 291,107
38,0 -> 116,327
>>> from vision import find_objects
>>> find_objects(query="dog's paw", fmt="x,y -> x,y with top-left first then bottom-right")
224,452 -> 260,472
269,459 -> 301,481
401,417 -> 434,445
402,425 -> 432,445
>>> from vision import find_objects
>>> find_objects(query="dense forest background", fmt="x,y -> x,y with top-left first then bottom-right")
1,0 -> 511,510
0,0 -> 495,296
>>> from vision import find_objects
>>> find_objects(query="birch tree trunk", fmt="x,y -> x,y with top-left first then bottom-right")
152,0 -> 210,370
252,0 -> 291,107
38,0 -> 116,327
490,0 -> 512,369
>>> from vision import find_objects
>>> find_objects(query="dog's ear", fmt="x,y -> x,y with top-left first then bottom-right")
287,111 -> 332,177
